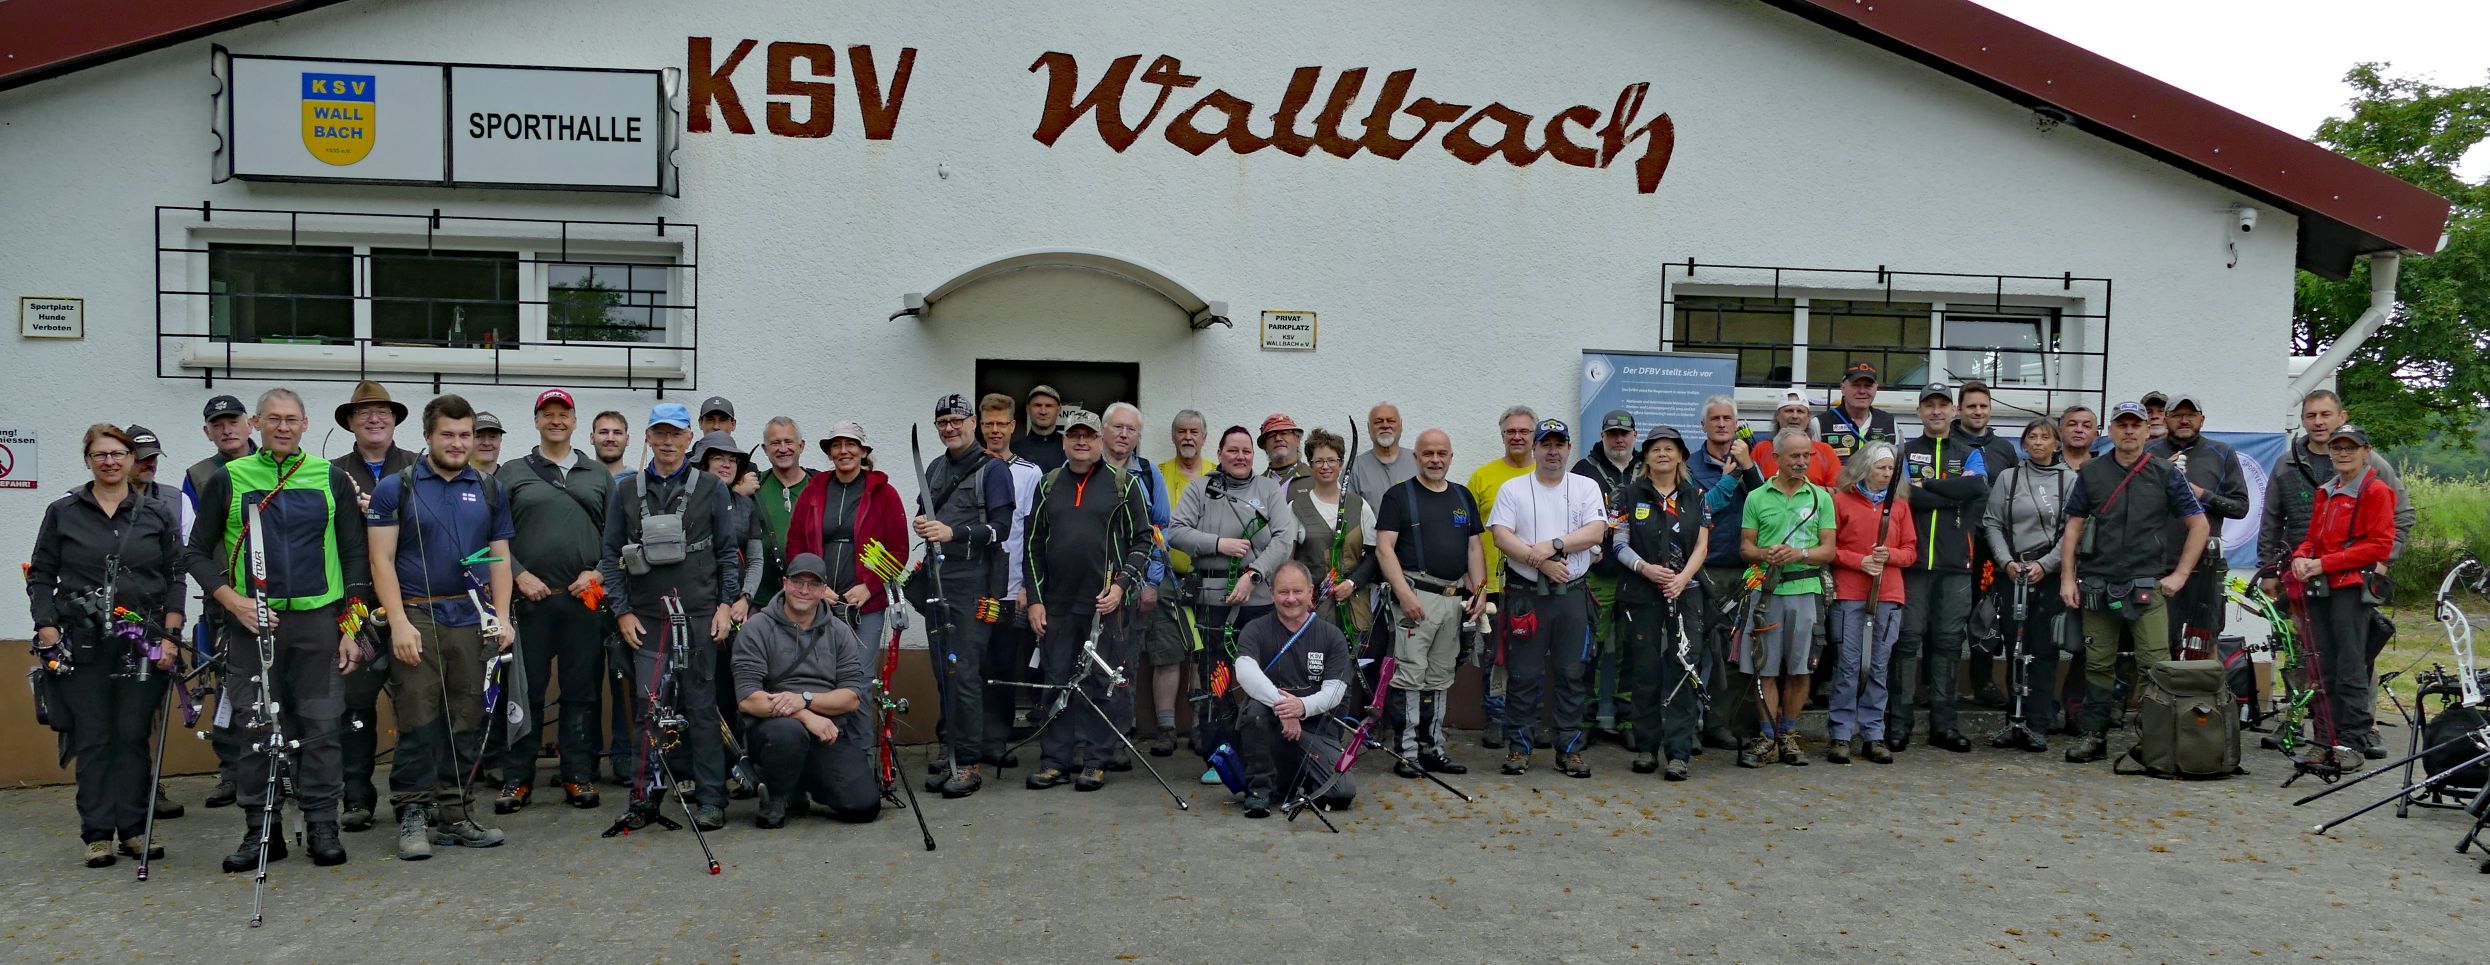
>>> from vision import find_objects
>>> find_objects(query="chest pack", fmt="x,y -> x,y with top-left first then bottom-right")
625,472 -> 710,574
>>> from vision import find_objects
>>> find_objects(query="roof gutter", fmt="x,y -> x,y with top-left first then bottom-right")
2285,251 -> 2401,412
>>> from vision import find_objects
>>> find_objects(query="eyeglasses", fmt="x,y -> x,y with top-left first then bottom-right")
1310,457 -> 1343,467
87,449 -> 132,462
935,416 -> 971,428
260,415 -> 307,428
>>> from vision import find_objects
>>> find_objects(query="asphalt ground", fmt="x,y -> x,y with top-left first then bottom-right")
0,709 -> 2482,964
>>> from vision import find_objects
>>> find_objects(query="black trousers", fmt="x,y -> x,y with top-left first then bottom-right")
923,601 -> 1000,766
1035,605 -> 1121,771
219,605 -> 347,823
501,594 -> 605,785
2309,590 -> 2378,743
746,715 -> 879,821
62,650 -> 164,843
1238,701 -> 1352,800
1620,593 -> 1702,761
628,608 -> 728,808
338,660 -> 385,811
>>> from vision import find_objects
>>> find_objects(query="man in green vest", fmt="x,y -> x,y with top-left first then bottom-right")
187,388 -> 372,871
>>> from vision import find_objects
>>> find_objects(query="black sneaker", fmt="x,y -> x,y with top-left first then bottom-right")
306,823 -> 347,866
1500,750 -> 1528,776
1242,793 -> 1272,818
1393,760 -> 1424,779
221,825 -> 286,873
1886,731 -> 1912,754
1930,731 -> 1973,753
2064,734 -> 2109,763
1025,767 -> 1069,790
1420,751 -> 1468,775
204,778 -> 238,809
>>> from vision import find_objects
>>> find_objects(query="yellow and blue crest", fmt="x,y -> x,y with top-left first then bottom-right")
300,72 -> 376,166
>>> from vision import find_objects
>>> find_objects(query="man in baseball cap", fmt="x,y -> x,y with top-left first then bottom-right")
2059,399 -> 2210,765
2139,391 -> 2170,440
534,388 -> 576,413
1259,413 -> 1308,487
1756,388 -> 1837,486
1486,416 -> 1607,777
913,391 -> 1017,797
1014,386 -> 1067,471
1814,363 -> 1898,464
2146,392 -> 2249,655
698,396 -> 737,436
1885,379 -> 1986,755
730,552 -> 880,828
471,412 -> 506,476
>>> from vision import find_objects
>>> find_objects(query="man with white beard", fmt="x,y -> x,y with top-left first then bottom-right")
1347,403 -> 1417,498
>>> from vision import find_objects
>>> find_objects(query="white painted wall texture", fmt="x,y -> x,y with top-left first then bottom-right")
0,0 -> 2310,638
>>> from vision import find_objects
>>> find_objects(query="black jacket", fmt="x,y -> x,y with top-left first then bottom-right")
28,484 -> 188,638
1023,462 -> 1153,612
1898,431 -> 1992,573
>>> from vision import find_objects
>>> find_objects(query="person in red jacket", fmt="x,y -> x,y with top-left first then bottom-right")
787,421 -> 911,648
1825,442 -> 1915,764
2287,423 -> 2399,759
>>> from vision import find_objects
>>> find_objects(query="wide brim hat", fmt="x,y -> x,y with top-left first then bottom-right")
335,380 -> 408,430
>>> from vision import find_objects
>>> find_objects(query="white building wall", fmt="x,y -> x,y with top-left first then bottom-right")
0,0 -> 2303,637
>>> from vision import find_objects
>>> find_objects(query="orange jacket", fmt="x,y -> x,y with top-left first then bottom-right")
1831,485 -> 1916,604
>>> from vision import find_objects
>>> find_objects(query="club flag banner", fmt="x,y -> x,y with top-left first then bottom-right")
1579,350 -> 1737,442
2207,431 -> 2290,571
300,72 -> 378,166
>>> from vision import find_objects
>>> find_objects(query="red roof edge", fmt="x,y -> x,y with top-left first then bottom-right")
1761,0 -> 2451,276
0,0 -> 356,94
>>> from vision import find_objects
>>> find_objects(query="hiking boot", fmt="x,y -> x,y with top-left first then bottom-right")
2360,731 -> 2388,759
494,781 -> 532,815
1778,734 -> 1810,766
2024,732 -> 2050,754
306,823 -> 347,866
204,778 -> 238,809
1864,739 -> 1894,765
1825,739 -> 1852,765
221,823 -> 285,872
1420,751 -> 1468,775
1106,749 -> 1134,773
118,835 -> 164,860
692,806 -> 727,831
1073,768 -> 1108,792
1631,752 -> 1660,774
1025,767 -> 1069,790
1559,752 -> 1592,779
396,808 -> 434,861
1930,731 -> 1973,753
563,780 -> 601,809
941,764 -> 985,799
1500,750 -> 1529,776
153,784 -> 184,820
1394,759 -> 1425,779
85,840 -> 115,868
1663,758 -> 1690,781
1737,736 -> 1775,769
2064,733 -> 2109,763
434,815 -> 506,849
1886,731 -> 1911,754
1242,792 -> 1273,818
339,804 -> 374,833
1149,734 -> 1177,757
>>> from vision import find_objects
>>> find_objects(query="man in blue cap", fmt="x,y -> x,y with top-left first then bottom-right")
598,401 -> 744,830
1485,419 -> 1611,778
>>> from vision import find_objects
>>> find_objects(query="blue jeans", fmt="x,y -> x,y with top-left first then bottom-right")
1829,600 -> 1901,742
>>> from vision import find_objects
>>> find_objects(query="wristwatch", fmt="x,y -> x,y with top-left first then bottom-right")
798,691 -> 816,714
1550,538 -> 1565,556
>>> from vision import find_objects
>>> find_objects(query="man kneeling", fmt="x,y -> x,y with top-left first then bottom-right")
1235,562 -> 1356,818
733,553 -> 880,828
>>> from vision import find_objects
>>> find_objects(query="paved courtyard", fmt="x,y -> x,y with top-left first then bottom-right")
0,712 -> 2481,964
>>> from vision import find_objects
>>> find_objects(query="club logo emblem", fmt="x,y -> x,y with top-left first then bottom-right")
301,72 -> 377,166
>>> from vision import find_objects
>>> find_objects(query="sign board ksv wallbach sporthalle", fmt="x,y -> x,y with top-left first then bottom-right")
221,53 -> 670,191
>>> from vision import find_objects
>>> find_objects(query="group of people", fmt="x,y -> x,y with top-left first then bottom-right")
20,362 -> 2414,871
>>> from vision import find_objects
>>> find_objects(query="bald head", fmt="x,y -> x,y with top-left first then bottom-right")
1414,428 -> 1452,483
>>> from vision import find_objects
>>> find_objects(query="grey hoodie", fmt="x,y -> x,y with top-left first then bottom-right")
1166,470 -> 1298,607
730,594 -> 871,727
1982,457 -> 2074,576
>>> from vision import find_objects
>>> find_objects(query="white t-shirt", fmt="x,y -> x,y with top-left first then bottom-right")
1308,492 -> 1379,547
1489,471 -> 1607,583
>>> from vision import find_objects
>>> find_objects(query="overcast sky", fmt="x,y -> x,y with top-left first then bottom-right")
1975,0 -> 2489,175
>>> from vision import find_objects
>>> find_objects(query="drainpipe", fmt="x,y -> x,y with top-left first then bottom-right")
2285,251 -> 2402,412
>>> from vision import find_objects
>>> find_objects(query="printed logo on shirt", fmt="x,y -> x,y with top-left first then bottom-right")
1305,651 -> 1325,676
1634,502 -> 1653,521
460,491 -> 479,503
1452,510 -> 1470,528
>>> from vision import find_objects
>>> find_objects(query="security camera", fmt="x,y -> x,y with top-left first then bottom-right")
2235,206 -> 2259,233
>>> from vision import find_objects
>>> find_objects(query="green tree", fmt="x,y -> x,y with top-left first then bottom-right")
547,276 -> 650,343
2293,64 -> 2490,451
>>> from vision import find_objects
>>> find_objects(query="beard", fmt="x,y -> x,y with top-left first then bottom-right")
1373,430 -> 1399,449
427,452 -> 467,475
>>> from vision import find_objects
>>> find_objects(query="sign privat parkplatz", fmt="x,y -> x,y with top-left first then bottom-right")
222,54 -> 671,191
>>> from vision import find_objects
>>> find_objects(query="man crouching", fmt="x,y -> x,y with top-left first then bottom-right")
1235,562 -> 1356,818
733,553 -> 880,828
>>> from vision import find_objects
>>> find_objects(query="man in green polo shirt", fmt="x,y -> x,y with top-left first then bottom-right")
754,416 -> 811,605
1737,429 -> 1836,768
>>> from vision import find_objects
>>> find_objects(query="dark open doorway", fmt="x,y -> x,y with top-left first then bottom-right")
974,359 -> 1140,417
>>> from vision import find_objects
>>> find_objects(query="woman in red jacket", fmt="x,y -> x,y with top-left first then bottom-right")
1826,442 -> 1916,764
787,421 -> 911,646
2287,423 -> 2399,759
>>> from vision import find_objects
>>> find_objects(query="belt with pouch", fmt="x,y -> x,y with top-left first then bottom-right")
1406,572 -> 1467,597
1505,567 -> 1589,596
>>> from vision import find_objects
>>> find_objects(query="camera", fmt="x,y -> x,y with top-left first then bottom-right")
2234,206 -> 2259,233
